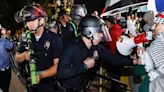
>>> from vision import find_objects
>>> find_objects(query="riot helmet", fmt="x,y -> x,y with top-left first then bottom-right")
47,20 -> 58,29
79,16 -> 101,36
15,4 -> 48,23
79,16 -> 111,42
47,19 -> 59,33
70,4 -> 87,20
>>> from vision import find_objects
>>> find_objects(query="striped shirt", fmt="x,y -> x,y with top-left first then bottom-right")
147,33 -> 164,73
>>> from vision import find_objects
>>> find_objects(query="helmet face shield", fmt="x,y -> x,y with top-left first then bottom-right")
101,23 -> 112,42
79,16 -> 112,42
14,4 -> 48,23
22,10 -> 38,22
81,27 -> 100,36
81,25 -> 111,42
14,10 -> 37,23
92,25 -> 112,42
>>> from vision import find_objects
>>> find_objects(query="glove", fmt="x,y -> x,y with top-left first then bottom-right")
148,70 -> 160,81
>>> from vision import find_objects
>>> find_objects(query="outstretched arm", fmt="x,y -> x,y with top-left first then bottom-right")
98,45 -> 133,66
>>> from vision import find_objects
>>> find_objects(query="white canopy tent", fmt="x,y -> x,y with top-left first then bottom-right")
100,1 -> 147,17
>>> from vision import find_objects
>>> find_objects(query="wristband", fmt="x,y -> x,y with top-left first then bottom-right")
37,71 -> 43,75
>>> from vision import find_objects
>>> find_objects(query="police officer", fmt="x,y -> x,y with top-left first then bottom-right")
57,16 -> 134,92
69,4 -> 88,38
70,4 -> 87,26
15,4 -> 63,92
57,9 -> 73,45
58,4 -> 87,46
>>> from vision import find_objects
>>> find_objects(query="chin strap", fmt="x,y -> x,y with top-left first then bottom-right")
32,18 -> 44,33
90,36 -> 94,46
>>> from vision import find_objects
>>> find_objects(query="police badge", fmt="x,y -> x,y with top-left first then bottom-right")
44,40 -> 50,49
93,50 -> 99,60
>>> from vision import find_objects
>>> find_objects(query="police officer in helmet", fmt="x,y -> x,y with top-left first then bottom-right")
57,16 -> 134,92
15,4 -> 63,92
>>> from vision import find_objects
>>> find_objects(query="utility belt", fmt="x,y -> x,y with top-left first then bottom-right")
0,66 -> 10,71
52,79 -> 87,92
40,77 -> 54,84
61,84 -> 85,92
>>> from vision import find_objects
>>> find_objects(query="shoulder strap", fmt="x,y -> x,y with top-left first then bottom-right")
69,21 -> 81,37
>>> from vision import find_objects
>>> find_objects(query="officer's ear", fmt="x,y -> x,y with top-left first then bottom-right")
39,17 -> 45,26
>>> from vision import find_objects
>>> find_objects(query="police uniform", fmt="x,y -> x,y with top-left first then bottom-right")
17,28 -> 63,92
57,38 -> 133,92
58,21 -> 79,46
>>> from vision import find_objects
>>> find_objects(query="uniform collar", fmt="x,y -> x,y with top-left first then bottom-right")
31,27 -> 48,42
76,38 -> 90,52
77,38 -> 98,51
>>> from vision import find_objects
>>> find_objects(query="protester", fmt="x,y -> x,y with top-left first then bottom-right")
137,11 -> 164,92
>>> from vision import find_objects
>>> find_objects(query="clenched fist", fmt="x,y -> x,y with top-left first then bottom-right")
83,57 -> 95,69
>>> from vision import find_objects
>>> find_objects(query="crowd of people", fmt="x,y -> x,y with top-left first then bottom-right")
0,2 -> 164,92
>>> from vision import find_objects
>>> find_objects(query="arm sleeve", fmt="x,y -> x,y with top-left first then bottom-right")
57,46 -> 87,80
51,35 -> 63,59
98,45 -> 133,66
140,51 -> 154,72
4,39 -> 13,50
17,41 -> 26,53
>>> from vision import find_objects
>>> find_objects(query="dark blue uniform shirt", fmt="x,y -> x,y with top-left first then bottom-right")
18,28 -> 63,71
57,38 -> 133,90
58,21 -> 78,46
